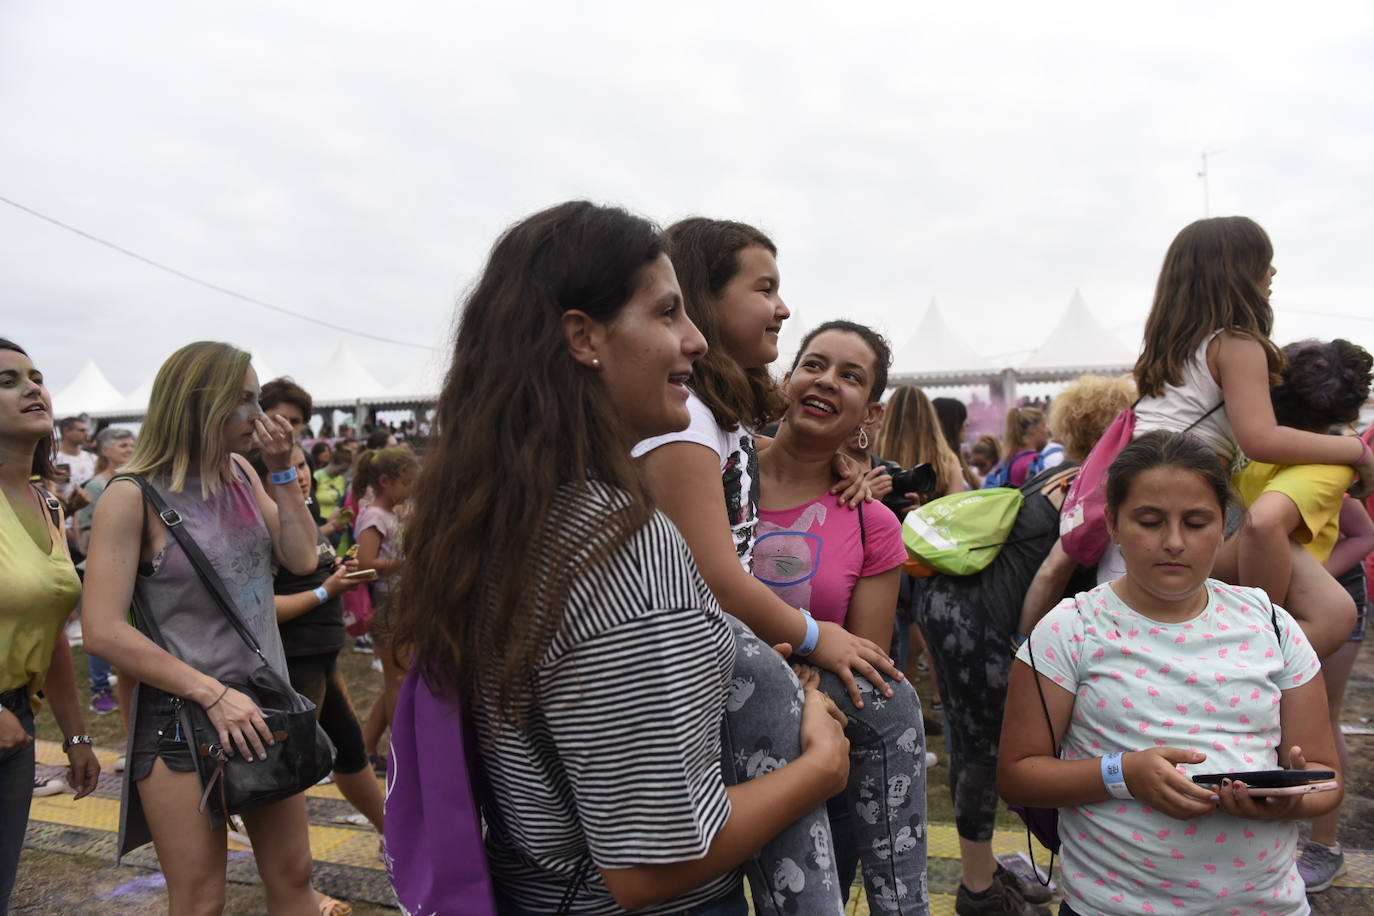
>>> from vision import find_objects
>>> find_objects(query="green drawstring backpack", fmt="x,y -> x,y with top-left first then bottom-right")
901,487 -> 1025,576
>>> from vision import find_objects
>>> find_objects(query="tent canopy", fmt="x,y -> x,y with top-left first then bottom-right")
1019,289 -> 1136,372
51,360 -> 122,416
892,300 -> 991,375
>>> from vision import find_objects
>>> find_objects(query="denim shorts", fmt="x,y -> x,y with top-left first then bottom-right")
128,685 -> 197,783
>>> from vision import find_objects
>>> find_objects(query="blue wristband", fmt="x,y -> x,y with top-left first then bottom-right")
269,467 -> 299,486
796,609 -> 820,657
313,585 -> 330,605
1101,751 -> 1132,799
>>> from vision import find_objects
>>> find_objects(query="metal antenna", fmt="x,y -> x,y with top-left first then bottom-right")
1198,149 -> 1224,216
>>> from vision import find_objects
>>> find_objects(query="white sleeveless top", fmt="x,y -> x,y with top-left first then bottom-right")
1133,328 -> 1238,465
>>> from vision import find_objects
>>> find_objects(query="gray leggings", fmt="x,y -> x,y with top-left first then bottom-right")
719,616 -> 929,915
0,693 -> 35,916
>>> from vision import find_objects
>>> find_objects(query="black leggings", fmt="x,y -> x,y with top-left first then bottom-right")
286,651 -> 369,775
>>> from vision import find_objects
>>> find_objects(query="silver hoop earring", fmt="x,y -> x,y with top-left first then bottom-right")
857,428 -> 870,450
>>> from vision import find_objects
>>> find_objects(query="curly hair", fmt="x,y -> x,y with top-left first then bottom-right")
1048,374 -> 1138,462
1270,339 -> 1373,433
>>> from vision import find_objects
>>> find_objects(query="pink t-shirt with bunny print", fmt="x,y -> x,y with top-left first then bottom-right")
1016,580 -> 1320,916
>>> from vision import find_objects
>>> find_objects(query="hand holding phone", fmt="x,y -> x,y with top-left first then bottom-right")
342,568 -> 379,582
1191,769 -> 1335,789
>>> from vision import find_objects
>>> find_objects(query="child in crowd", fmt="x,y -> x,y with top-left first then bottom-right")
635,218 -> 923,914
982,407 -> 1048,489
1000,431 -> 1340,916
969,435 -> 1000,481
1222,337 -> 1374,891
920,373 -> 1135,916
351,447 -> 417,774
754,320 -> 930,909
1109,217 -> 1374,658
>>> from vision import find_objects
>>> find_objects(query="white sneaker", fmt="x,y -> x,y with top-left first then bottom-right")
925,751 -> 939,769
33,776 -> 68,797
114,756 -> 126,773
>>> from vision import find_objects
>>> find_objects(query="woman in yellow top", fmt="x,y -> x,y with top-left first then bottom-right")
0,338 -> 99,913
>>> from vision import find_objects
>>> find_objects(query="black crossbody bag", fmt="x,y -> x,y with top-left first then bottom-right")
116,474 -> 335,818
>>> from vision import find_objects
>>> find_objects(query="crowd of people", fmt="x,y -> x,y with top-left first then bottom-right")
1,210 -> 1371,916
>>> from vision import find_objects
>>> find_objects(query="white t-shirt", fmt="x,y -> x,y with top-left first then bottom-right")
53,448 -> 97,503
1017,580 -> 1318,916
632,392 -> 760,571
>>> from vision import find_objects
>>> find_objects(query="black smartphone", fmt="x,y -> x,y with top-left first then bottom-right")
1191,768 -> 1335,788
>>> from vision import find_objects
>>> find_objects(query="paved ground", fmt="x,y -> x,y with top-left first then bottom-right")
14,641 -> 1374,914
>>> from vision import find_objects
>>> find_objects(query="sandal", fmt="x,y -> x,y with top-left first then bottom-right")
316,892 -> 352,916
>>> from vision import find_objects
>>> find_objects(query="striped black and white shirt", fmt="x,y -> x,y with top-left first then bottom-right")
474,485 -> 739,914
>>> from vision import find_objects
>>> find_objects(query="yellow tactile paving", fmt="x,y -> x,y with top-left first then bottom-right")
30,739 -> 1374,909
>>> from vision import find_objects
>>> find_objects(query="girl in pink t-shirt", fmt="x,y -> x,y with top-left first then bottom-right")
753,320 -> 928,910
1000,430 -> 1340,916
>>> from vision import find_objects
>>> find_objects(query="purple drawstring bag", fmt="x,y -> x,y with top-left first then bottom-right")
385,668 -> 499,916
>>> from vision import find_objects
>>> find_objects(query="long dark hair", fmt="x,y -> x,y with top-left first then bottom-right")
1135,216 -> 1283,398
0,338 -> 57,481
667,217 -> 786,430
388,201 -> 663,725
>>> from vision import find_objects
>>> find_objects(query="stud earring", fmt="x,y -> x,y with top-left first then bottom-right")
590,357 -> 601,369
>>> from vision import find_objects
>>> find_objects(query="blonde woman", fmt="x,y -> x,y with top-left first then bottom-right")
84,341 -> 321,916
876,386 -> 962,505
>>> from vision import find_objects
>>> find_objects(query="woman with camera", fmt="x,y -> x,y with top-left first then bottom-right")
83,341 -> 323,915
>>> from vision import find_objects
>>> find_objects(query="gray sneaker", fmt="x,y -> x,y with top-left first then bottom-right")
955,874 -> 1048,916
1297,840 -> 1346,893
996,863 -> 1053,905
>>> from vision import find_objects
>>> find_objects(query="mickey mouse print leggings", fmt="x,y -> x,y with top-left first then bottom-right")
719,614 -> 929,915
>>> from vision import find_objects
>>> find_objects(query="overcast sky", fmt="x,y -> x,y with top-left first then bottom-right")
4,0 -> 1373,404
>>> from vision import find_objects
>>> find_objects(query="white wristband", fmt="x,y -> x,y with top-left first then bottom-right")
1102,751 -> 1132,799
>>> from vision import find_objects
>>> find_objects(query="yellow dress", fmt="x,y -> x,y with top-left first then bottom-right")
1232,461 -> 1354,563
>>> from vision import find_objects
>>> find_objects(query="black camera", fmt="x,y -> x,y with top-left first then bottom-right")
877,461 -> 938,514
888,462 -> 937,498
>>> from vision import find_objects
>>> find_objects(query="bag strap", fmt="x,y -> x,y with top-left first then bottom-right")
112,474 -> 268,664
858,500 -> 867,550
1022,626 -> 1060,883
29,483 -> 63,529
1181,401 -> 1224,433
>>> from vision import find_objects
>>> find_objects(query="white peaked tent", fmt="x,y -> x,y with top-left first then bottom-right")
388,355 -> 448,401
891,299 -> 991,376
305,341 -> 389,406
1019,289 -> 1137,374
105,376 -> 155,415
250,354 -> 279,388
51,360 -> 123,416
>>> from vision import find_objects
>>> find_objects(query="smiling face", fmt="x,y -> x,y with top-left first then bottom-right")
1107,465 -> 1225,608
221,366 -> 263,454
591,254 -> 708,442
0,348 -> 54,445
715,245 -> 789,370
782,329 -> 881,449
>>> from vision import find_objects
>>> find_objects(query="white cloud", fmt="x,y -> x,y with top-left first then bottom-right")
2,0 -> 1371,398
